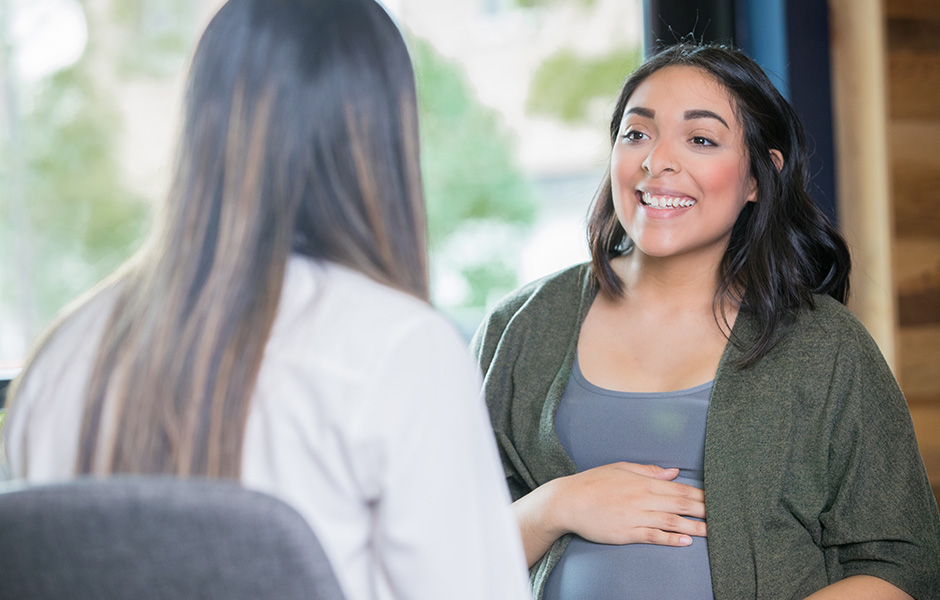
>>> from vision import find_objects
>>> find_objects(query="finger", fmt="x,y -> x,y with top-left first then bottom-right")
647,478 -> 706,503
634,527 -> 696,547
617,462 -> 680,480
630,488 -> 705,519
654,512 -> 708,538
670,495 -> 707,519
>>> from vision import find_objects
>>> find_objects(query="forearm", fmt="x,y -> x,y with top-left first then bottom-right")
513,480 -> 566,568
803,576 -> 913,600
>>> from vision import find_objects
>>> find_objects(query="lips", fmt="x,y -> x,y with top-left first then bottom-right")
639,191 -> 696,209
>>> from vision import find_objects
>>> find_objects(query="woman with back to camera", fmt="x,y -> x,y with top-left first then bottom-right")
1,1 -> 531,598
473,42 -> 940,599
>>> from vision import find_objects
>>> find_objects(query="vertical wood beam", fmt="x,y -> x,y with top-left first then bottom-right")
828,0 -> 897,369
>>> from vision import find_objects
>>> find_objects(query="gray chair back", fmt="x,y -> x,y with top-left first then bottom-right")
0,477 -> 346,600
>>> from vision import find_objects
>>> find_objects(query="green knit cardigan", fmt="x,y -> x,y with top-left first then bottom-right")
471,263 -> 940,600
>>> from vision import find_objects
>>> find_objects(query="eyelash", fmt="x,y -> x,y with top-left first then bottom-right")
622,130 -> 647,142
621,130 -> 719,148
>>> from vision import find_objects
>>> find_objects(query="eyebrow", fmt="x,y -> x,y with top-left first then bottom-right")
684,109 -> 730,129
624,106 -> 730,130
625,107 -> 654,119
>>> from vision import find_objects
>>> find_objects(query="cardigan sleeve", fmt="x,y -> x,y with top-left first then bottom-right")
818,313 -> 940,599
470,298 -> 535,502
469,264 -> 590,505
469,266 -> 589,599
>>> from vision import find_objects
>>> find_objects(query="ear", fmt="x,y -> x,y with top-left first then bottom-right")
746,176 -> 758,203
747,149 -> 784,203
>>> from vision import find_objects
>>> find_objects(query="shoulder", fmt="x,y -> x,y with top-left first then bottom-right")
492,263 -> 589,315
736,294 -> 901,411
14,283 -> 121,399
470,262 -> 593,379
473,263 -> 591,343
725,294 -> 901,409
268,257 -> 468,377
788,295 -> 886,364
735,294 -> 883,366
4,283 -> 122,479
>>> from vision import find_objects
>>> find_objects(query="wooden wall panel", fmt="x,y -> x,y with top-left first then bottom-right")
895,237 -> 940,327
899,326 -> 940,402
890,123 -> 940,237
884,0 -> 940,21
888,52 -> 940,119
892,167 -> 940,238
882,0 -> 940,490
910,404 -> 940,500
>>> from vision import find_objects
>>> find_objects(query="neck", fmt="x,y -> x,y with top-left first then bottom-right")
611,246 -> 740,337
615,248 -> 721,305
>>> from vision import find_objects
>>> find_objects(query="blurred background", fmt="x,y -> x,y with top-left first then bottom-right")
1,0 -> 938,496
0,0 -> 642,354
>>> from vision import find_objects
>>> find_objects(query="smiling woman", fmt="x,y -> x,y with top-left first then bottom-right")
472,42 -> 940,600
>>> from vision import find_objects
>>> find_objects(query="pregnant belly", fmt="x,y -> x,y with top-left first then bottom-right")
542,534 -> 713,600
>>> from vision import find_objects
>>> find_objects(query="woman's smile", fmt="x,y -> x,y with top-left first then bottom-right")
636,189 -> 697,213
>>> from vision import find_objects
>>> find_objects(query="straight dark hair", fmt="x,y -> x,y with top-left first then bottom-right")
9,0 -> 427,477
588,42 -> 850,366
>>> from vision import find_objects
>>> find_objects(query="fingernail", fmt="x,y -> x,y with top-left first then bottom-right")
680,536 -> 692,546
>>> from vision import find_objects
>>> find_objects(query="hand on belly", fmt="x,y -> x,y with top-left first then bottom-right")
554,461 -> 707,546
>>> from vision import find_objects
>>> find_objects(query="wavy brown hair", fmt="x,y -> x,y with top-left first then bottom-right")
9,0 -> 427,477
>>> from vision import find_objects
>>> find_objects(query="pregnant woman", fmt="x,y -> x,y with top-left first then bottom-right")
472,42 -> 940,600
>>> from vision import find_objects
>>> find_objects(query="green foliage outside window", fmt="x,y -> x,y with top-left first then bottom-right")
1,3 -> 538,347
513,0 -> 597,9
1,0 -> 149,339
20,66 -> 149,322
526,47 -> 641,124
411,38 -> 536,309
113,0 -> 195,77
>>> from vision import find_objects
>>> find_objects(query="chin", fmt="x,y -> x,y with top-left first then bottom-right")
628,235 -> 680,257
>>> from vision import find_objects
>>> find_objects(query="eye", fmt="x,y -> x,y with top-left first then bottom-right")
621,129 -> 648,142
690,135 -> 717,147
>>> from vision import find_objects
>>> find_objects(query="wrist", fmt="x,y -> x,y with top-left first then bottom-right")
534,476 -> 570,539
513,477 -> 571,568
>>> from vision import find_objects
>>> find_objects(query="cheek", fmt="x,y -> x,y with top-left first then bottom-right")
610,148 -> 639,201
610,159 -> 636,223
700,158 -> 753,204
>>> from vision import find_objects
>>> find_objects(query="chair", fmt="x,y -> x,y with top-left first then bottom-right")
0,477 -> 346,600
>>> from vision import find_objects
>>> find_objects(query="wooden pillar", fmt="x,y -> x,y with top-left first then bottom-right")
828,0 -> 897,368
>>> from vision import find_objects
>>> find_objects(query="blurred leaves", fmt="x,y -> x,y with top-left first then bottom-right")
526,47 -> 640,123
112,0 -> 194,76
411,38 -> 536,307
513,0 -> 598,8
12,2 -> 149,325
3,2 -> 540,334
21,64 -> 148,320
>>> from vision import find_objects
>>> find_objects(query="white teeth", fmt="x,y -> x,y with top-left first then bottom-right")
641,192 -> 695,208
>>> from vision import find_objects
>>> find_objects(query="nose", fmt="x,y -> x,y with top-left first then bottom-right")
641,140 -> 677,176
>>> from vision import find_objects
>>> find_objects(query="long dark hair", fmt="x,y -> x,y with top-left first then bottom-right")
588,43 -> 850,366
10,0 -> 427,477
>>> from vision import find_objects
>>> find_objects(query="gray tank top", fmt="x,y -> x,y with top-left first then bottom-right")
542,355 -> 714,600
